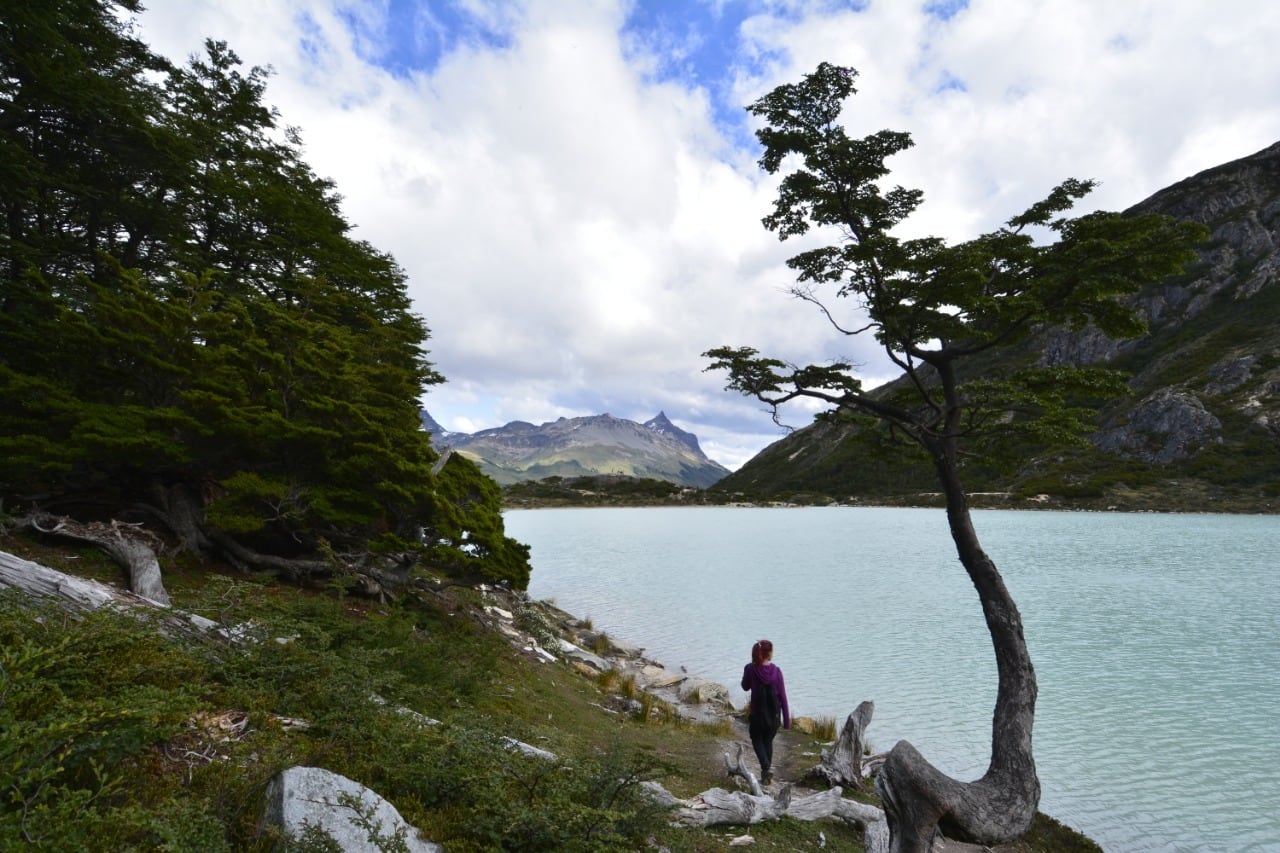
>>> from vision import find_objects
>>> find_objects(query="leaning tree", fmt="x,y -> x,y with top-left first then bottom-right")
706,63 -> 1205,851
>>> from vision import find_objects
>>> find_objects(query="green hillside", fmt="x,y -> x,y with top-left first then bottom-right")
715,142 -> 1280,514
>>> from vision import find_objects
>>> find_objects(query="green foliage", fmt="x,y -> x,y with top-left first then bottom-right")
0,1 -> 527,589
0,569 -> 685,851
429,455 -> 532,587
707,62 -> 1207,491
0,595 -> 204,849
401,729 -> 671,853
504,475 -> 689,507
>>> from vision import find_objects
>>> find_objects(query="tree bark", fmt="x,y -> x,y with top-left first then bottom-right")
668,739 -> 889,851
815,700 -> 875,787
0,549 -> 231,643
22,512 -> 171,604
146,481 -> 213,556
873,431 -> 1040,852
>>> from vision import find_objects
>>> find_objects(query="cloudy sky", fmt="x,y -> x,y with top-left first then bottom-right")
134,0 -> 1280,469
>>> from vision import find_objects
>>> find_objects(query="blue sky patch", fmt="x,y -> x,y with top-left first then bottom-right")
296,12 -> 330,68
335,0 -> 513,78
924,0 -> 969,21
934,69 -> 967,93
621,1 -> 751,137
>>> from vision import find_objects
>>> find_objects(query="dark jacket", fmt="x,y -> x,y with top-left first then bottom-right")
741,662 -> 791,729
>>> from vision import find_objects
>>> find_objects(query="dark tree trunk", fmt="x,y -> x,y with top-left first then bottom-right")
874,436 -> 1039,851
146,481 -> 212,556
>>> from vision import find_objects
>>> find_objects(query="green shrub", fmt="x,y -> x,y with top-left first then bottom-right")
513,597 -> 559,653
0,595 -> 203,849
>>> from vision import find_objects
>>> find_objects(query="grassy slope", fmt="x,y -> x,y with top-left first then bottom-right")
710,253 -> 1280,515
0,532 -> 1097,851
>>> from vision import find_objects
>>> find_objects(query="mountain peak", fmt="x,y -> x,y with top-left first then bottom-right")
422,410 -> 728,487
643,412 -> 703,455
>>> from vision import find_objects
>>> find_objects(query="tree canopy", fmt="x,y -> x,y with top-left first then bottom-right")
707,62 -> 1206,850
0,0 -> 529,590
710,63 -> 1206,463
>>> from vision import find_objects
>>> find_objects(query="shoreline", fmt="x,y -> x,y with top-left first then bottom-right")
504,499 -> 1280,516
482,588 -> 1103,853
500,591 -> 744,726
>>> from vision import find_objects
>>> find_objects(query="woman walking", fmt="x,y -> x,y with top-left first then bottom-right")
741,639 -> 791,785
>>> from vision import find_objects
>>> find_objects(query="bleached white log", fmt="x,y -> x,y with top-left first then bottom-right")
502,737 -> 558,761
723,741 -> 765,797
23,513 -> 170,604
815,700 -> 874,787
0,550 -> 122,610
678,786 -> 787,827
674,779 -> 888,851
0,550 -> 229,642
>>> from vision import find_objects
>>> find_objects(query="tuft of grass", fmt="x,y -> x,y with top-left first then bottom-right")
811,714 -> 838,741
635,691 -> 658,723
596,668 -> 621,693
589,631 -> 612,656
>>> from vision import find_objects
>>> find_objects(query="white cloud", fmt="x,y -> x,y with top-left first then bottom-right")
134,0 -> 1280,470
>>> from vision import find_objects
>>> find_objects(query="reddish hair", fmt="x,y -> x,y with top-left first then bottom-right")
751,639 -> 773,665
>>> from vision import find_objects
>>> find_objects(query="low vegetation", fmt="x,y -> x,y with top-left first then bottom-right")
1,532 -> 1099,851
503,475 -> 698,507
503,469 -> 1280,513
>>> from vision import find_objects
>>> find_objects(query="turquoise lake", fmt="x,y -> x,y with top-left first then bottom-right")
507,506 -> 1280,852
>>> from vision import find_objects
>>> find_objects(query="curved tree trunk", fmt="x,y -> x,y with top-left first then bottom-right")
22,512 -> 171,605
874,435 -> 1039,851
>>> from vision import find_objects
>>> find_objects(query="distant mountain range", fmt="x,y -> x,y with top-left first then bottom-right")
715,141 -> 1280,511
421,411 -> 731,488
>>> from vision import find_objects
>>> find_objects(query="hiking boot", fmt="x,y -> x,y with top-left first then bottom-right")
761,772 -> 772,785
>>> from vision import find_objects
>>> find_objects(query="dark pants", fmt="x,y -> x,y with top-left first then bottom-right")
748,715 -> 779,778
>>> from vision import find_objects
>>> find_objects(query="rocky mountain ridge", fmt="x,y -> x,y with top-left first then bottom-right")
421,410 -> 731,488
717,141 -> 1280,510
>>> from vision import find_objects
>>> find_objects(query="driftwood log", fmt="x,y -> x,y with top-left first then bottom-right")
815,699 -> 875,787
16,512 -> 171,604
0,549 -> 234,644
672,740 -> 890,852
1,549 -> 132,612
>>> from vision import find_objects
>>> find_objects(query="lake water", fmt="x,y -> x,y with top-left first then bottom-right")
507,506 -> 1280,853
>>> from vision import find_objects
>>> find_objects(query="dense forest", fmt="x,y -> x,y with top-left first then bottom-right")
0,0 -> 529,593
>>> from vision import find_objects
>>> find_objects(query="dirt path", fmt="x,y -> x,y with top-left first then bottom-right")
721,715 -> 817,791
